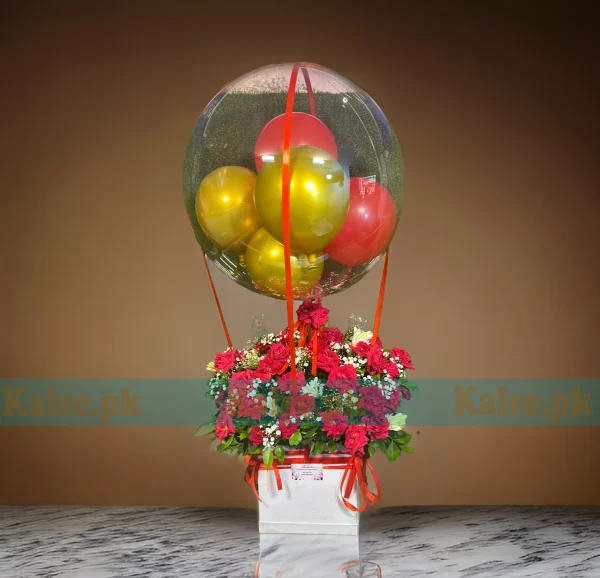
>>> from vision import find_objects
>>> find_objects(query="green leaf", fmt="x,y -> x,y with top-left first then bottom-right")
194,425 -> 213,437
238,430 -> 248,440
263,446 -> 274,469
398,433 -> 412,444
274,444 -> 286,464
368,442 -> 379,457
401,445 -> 415,453
404,381 -> 419,391
289,430 -> 302,446
312,440 -> 324,455
386,440 -> 401,462
328,440 -> 337,453
248,446 -> 262,454
221,435 -> 234,450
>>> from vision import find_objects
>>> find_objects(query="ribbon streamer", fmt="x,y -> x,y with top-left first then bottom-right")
371,248 -> 389,345
202,250 -> 233,350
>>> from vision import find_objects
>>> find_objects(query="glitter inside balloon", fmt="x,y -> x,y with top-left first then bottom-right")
183,63 -> 404,300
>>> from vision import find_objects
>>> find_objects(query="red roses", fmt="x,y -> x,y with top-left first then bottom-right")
322,411 -> 348,438
208,299 -> 417,463
277,373 -> 306,393
290,393 -> 315,417
367,345 -> 388,374
389,347 -> 415,371
321,327 -> 344,346
278,413 -> 299,439
351,341 -> 371,357
257,355 -> 283,375
359,386 -> 389,415
215,411 -> 235,441
214,349 -> 238,372
344,425 -> 369,454
238,396 -> 266,420
296,299 -> 329,329
317,349 -> 341,372
257,342 -> 289,374
249,425 -> 264,446
327,364 -> 358,394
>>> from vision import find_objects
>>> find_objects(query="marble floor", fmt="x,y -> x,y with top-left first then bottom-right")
0,507 -> 598,577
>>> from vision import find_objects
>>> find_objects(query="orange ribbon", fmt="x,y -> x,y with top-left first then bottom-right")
202,250 -> 233,350
371,248 -> 389,346
277,318 -> 323,376
244,455 -> 283,503
244,450 -> 380,512
339,454 -> 381,513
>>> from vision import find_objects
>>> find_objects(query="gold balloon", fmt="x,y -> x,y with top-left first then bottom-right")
245,228 -> 324,299
254,146 -> 349,254
195,166 -> 261,254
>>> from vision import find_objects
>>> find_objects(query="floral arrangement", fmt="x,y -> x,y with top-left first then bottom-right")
203,300 -> 417,470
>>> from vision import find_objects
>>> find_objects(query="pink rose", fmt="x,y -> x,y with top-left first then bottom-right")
297,299 -> 329,329
277,373 -> 306,394
278,413 -> 299,439
289,393 -> 315,417
344,425 -> 369,454
237,396 -> 266,420
317,348 -> 341,373
367,345 -> 387,374
327,364 -> 358,394
257,355 -> 284,376
269,342 -> 290,363
214,349 -> 238,372
322,411 -> 348,438
249,425 -> 263,446
359,386 -> 388,415
389,348 -> 415,371
350,341 -> 371,357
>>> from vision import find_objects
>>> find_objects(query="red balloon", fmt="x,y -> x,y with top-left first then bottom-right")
254,112 -> 337,171
324,177 -> 397,267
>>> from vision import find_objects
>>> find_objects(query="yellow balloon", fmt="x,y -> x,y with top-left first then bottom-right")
254,146 -> 349,254
195,166 -> 261,254
245,228 -> 324,299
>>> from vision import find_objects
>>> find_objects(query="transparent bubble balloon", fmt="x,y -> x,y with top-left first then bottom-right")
183,63 -> 404,300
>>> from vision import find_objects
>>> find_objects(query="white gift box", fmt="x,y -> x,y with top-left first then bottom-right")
256,450 -> 359,535
257,533 -> 360,577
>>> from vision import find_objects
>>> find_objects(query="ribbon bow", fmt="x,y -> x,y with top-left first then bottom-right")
339,454 -> 381,512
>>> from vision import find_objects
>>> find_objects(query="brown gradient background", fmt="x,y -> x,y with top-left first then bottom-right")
1,1 -> 599,506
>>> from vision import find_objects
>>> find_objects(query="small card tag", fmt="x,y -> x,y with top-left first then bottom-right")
291,463 -> 324,481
